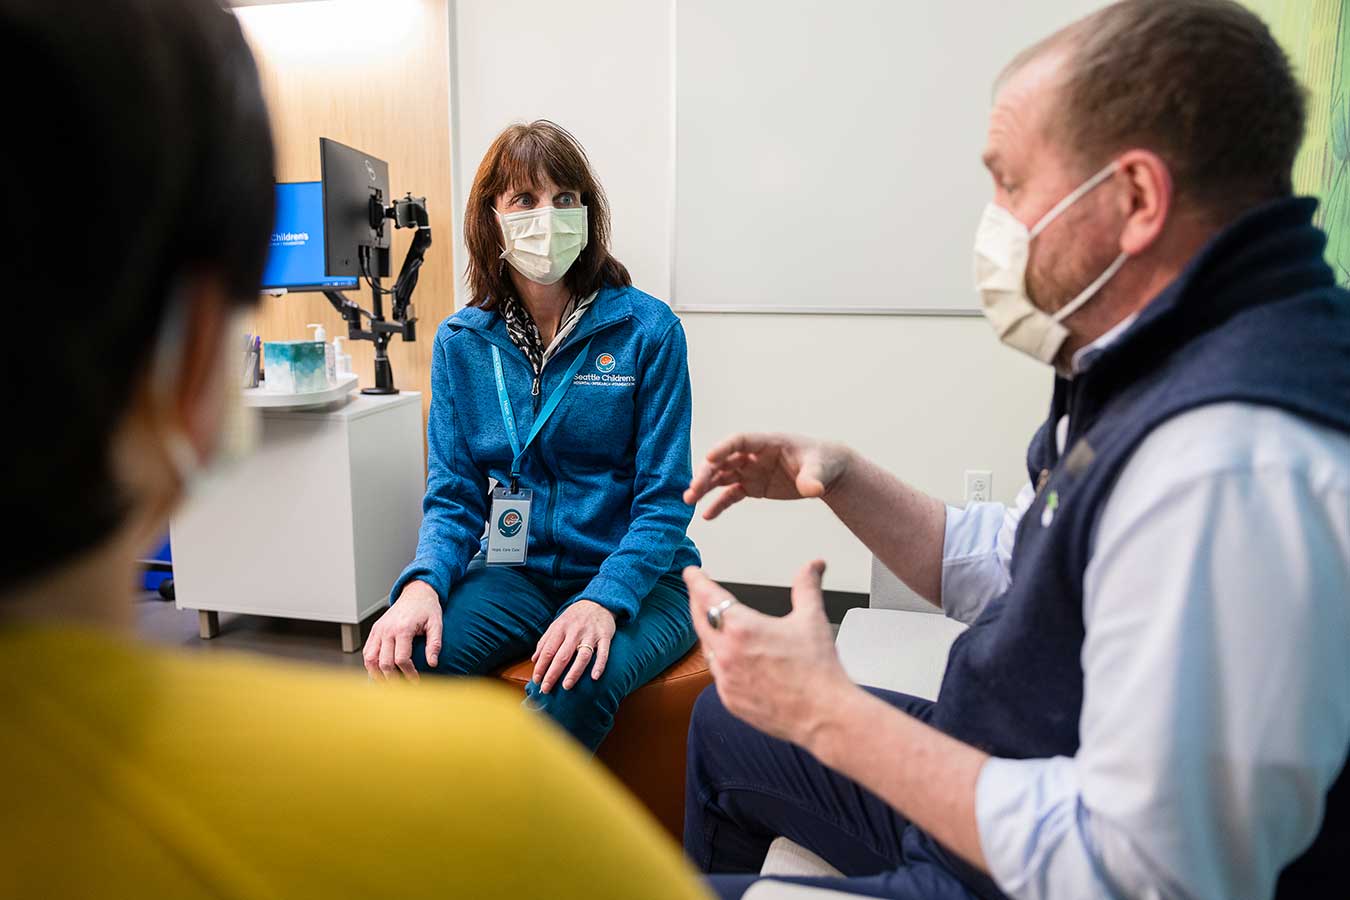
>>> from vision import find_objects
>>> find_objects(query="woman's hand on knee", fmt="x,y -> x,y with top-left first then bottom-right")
363,580 -> 442,682
531,600 -> 616,694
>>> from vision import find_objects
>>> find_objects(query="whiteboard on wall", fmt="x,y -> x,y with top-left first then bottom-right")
672,0 -> 1104,315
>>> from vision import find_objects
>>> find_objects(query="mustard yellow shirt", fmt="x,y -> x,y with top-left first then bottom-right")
0,625 -> 710,899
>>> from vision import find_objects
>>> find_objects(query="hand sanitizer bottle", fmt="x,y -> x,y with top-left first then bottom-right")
332,336 -> 353,378
307,323 -> 335,384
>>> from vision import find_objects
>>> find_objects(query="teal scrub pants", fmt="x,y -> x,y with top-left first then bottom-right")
410,557 -> 697,752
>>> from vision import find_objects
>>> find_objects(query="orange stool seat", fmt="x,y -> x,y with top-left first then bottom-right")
497,644 -> 712,839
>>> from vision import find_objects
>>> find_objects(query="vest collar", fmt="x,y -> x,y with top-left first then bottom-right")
1081,196 -> 1332,385
1045,196 -> 1338,451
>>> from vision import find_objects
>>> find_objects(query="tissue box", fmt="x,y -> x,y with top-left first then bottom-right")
264,340 -> 329,393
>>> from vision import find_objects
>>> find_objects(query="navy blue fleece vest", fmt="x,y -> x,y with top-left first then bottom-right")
924,198 -> 1350,897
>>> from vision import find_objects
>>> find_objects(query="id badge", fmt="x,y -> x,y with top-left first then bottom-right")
486,486 -> 532,566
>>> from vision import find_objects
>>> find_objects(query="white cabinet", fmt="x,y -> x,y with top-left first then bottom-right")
171,393 -> 425,651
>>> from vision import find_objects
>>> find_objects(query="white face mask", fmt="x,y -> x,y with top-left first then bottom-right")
153,303 -> 260,495
496,205 -> 588,286
974,160 -> 1128,365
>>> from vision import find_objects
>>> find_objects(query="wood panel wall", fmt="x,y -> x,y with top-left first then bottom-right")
235,0 -> 456,435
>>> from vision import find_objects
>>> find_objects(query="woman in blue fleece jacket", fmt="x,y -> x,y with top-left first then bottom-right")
364,120 -> 700,751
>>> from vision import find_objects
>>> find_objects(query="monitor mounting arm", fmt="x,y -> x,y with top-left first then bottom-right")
322,193 -> 430,395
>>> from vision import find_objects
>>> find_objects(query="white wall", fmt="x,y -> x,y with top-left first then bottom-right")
683,316 -> 1048,593
673,0 -> 1101,314
450,0 -> 1051,593
451,0 -> 673,302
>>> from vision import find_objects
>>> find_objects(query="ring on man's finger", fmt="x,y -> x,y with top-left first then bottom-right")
707,598 -> 737,630
577,644 -> 594,655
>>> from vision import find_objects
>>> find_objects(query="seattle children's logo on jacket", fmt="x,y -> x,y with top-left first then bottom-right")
497,508 -> 523,537
574,350 -> 635,387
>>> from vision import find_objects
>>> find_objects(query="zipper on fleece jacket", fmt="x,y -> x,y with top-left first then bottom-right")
528,379 -> 563,578
477,313 -> 633,579
537,314 -> 631,580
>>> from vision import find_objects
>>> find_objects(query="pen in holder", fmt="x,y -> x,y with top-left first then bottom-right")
242,334 -> 261,388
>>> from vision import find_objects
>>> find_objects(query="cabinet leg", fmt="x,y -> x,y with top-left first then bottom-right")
340,622 -> 361,654
198,610 -> 220,640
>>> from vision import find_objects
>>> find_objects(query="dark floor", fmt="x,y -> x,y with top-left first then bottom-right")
135,590 -> 370,668
134,581 -> 864,666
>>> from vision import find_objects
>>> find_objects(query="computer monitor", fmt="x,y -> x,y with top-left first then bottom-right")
320,137 -> 392,278
260,181 -> 359,292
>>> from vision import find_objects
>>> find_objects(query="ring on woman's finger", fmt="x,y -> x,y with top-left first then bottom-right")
577,644 -> 594,655
707,598 -> 737,630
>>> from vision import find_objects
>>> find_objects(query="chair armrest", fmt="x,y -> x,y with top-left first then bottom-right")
759,837 -> 843,878
835,607 -> 966,700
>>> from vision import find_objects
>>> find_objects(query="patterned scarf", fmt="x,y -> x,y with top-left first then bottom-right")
500,291 -> 597,376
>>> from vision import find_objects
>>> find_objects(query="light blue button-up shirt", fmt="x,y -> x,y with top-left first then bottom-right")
943,323 -> 1350,900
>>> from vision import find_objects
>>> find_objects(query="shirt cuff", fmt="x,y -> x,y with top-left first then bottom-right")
977,756 -> 1103,900
941,501 -> 1012,624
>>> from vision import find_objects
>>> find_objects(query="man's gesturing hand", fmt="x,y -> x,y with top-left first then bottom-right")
684,560 -> 857,748
683,433 -> 853,521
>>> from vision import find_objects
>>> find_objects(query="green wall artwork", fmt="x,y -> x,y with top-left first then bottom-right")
1242,0 -> 1350,284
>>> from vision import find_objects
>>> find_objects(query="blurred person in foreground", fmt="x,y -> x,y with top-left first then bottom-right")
0,2 -> 707,898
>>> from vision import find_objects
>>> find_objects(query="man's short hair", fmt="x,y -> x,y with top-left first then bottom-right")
1006,0 -> 1305,222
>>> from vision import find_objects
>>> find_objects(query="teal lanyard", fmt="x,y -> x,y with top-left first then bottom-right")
491,337 -> 594,490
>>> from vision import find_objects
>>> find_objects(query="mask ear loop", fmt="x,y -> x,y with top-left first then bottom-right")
146,284 -> 204,491
1051,252 -> 1129,323
1027,160 -> 1128,324
162,431 -> 203,489
1029,160 -> 1122,239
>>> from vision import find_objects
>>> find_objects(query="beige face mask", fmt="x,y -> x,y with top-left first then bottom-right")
973,160 -> 1127,365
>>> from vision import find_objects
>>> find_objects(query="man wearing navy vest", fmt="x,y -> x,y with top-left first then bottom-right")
680,1 -> 1349,898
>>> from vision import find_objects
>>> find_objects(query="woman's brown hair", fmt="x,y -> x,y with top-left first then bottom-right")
463,120 -> 631,309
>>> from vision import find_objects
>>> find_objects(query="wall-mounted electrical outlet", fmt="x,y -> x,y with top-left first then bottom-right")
965,470 -> 993,503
